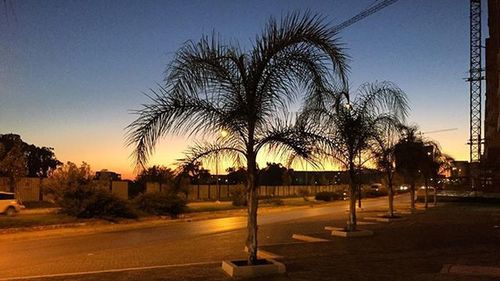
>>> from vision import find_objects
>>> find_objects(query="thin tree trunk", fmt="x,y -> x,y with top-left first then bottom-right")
433,187 -> 437,206
387,172 -> 394,217
348,167 -> 357,231
410,181 -> 416,212
357,184 -> 362,209
424,179 -> 428,209
246,155 -> 258,265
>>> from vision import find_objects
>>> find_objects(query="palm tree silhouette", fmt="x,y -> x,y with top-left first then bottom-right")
126,12 -> 348,264
303,81 -> 408,231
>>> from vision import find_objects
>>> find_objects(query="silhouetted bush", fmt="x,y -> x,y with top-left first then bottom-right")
44,162 -> 137,220
230,187 -> 247,206
59,187 -> 137,220
260,197 -> 284,206
134,192 -> 187,218
315,191 -> 344,202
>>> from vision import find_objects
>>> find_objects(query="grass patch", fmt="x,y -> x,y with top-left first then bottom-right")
186,202 -> 244,213
0,214 -> 79,229
22,201 -> 57,209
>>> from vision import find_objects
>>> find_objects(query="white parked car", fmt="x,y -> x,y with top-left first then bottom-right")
0,192 -> 24,216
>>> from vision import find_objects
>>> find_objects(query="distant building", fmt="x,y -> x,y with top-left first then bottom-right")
95,170 -> 121,181
449,161 -> 470,178
485,0 -> 500,187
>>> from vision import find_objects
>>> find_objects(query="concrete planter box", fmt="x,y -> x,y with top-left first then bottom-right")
375,214 -> 407,222
375,216 -> 406,222
292,233 -> 329,242
331,229 -> 373,237
222,259 -> 286,278
324,226 -> 344,231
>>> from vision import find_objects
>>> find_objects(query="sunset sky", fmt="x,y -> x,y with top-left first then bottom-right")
1,0 -> 481,179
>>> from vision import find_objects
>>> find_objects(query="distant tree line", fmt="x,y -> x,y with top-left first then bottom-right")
0,133 -> 61,192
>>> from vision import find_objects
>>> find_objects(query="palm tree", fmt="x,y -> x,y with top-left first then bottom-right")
305,81 -> 408,231
419,142 -> 454,208
432,153 -> 454,206
372,121 -> 404,217
126,12 -> 348,265
395,126 -> 426,212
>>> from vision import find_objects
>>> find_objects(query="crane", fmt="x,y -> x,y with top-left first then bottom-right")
467,0 -> 483,164
422,128 -> 459,135
333,0 -> 399,32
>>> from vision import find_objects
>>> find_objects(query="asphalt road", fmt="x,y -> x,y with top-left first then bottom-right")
0,194 -> 411,280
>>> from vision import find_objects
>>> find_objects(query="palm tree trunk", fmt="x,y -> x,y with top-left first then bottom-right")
246,155 -> 258,265
348,166 -> 357,231
433,187 -> 437,206
424,179 -> 428,209
410,181 -> 416,212
387,172 -> 394,217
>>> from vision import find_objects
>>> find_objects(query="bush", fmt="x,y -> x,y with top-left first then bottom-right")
59,187 -> 137,220
230,186 -> 247,206
134,192 -> 187,218
260,197 -> 284,206
43,162 -> 137,220
315,191 -> 344,202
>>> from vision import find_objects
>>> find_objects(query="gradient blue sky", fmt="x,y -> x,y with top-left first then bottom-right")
0,0 -> 483,179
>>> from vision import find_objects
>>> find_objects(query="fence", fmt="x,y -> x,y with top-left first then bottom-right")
1,177 -> 356,202
146,183 -> 350,201
0,177 -> 129,202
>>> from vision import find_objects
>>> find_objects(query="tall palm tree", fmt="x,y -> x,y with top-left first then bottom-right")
419,141 -> 454,208
126,12 -> 348,265
432,153 -> 454,206
395,126 -> 426,212
305,81 -> 408,231
372,121 -> 404,217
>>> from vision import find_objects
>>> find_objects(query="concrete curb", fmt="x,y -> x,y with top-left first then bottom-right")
331,229 -> 374,238
441,264 -> 500,277
222,259 -> 286,278
243,247 -> 283,259
292,234 -> 329,242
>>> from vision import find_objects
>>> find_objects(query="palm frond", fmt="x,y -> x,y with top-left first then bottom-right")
356,81 -> 409,121
177,140 -> 246,171
125,85 -> 231,168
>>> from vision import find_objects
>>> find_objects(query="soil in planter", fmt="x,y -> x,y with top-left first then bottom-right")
232,259 -> 273,266
380,215 -> 402,219
340,227 -> 369,233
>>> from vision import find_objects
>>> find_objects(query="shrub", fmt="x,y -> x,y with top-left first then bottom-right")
134,192 -> 187,218
315,191 -> 344,202
44,162 -> 137,220
230,186 -> 247,206
59,187 -> 137,220
260,197 -> 284,206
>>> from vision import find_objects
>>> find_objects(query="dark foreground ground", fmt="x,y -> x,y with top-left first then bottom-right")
18,202 -> 500,281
